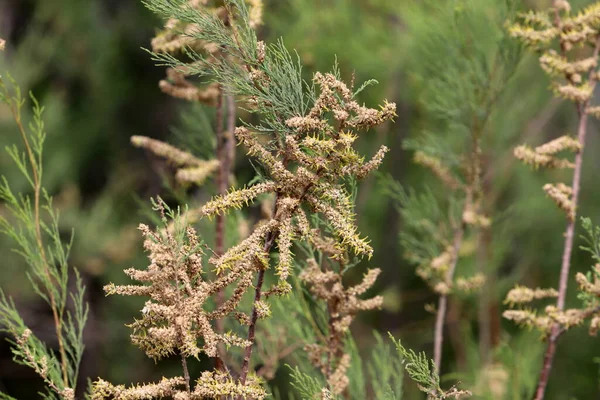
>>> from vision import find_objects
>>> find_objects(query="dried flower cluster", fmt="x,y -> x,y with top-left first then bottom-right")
201,70 -> 396,272
501,284 -> 591,335
300,259 -> 383,395
94,199 -> 265,398
93,372 -> 265,400
198,67 -> 395,394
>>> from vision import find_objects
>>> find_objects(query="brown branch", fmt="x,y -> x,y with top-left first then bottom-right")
238,168 -> 324,391
533,33 -> 600,400
237,231 -> 277,387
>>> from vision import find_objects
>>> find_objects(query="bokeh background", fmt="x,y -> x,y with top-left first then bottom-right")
1,0 -> 600,398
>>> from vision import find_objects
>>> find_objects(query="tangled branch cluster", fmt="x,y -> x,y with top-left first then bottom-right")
91,0 -> 396,397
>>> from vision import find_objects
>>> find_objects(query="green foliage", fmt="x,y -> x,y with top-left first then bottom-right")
146,0 -> 309,137
578,217 -> 600,308
4,0 -> 600,399
0,72 -> 88,397
288,366 -> 330,400
389,334 -> 470,400
382,177 -> 456,267
389,334 -> 442,397
402,0 -> 521,160
367,332 -> 404,400
581,217 -> 600,264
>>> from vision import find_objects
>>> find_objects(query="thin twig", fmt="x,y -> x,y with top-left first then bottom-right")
181,353 -> 191,393
238,169 -> 324,391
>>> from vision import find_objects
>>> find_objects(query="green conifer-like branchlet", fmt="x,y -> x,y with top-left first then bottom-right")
0,52 -> 88,399
388,334 -> 470,400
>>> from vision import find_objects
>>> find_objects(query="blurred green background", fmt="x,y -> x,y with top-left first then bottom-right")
1,0 -> 600,398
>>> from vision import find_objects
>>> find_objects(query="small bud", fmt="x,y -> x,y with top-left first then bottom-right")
554,0 -> 571,13
256,41 -> 266,63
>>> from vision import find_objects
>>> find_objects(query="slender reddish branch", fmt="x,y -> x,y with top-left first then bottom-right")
433,226 -> 465,371
533,33 -> 600,400
238,228 -> 278,388
214,91 -> 237,372
215,91 -> 226,259
533,106 -> 590,400
213,90 -> 227,373
238,168 -> 324,390
433,113 -> 482,372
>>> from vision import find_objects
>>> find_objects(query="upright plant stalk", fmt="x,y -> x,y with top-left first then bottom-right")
504,3 -> 600,398
214,92 -> 237,371
535,48 -> 599,399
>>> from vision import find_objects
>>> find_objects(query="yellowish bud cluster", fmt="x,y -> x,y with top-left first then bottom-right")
131,135 -> 220,186
455,274 -> 486,293
92,377 -> 187,400
587,105 -> 600,118
201,181 -> 276,217
508,25 -> 558,46
554,83 -> 594,103
462,207 -> 491,228
504,286 -> 559,306
576,265 -> 600,297
503,309 -> 552,333
175,160 -> 220,185
503,283 -> 598,336
193,371 -> 266,399
540,50 -> 597,79
590,315 -> 600,336
536,135 -> 582,155
543,183 -> 575,220
514,135 -> 580,169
